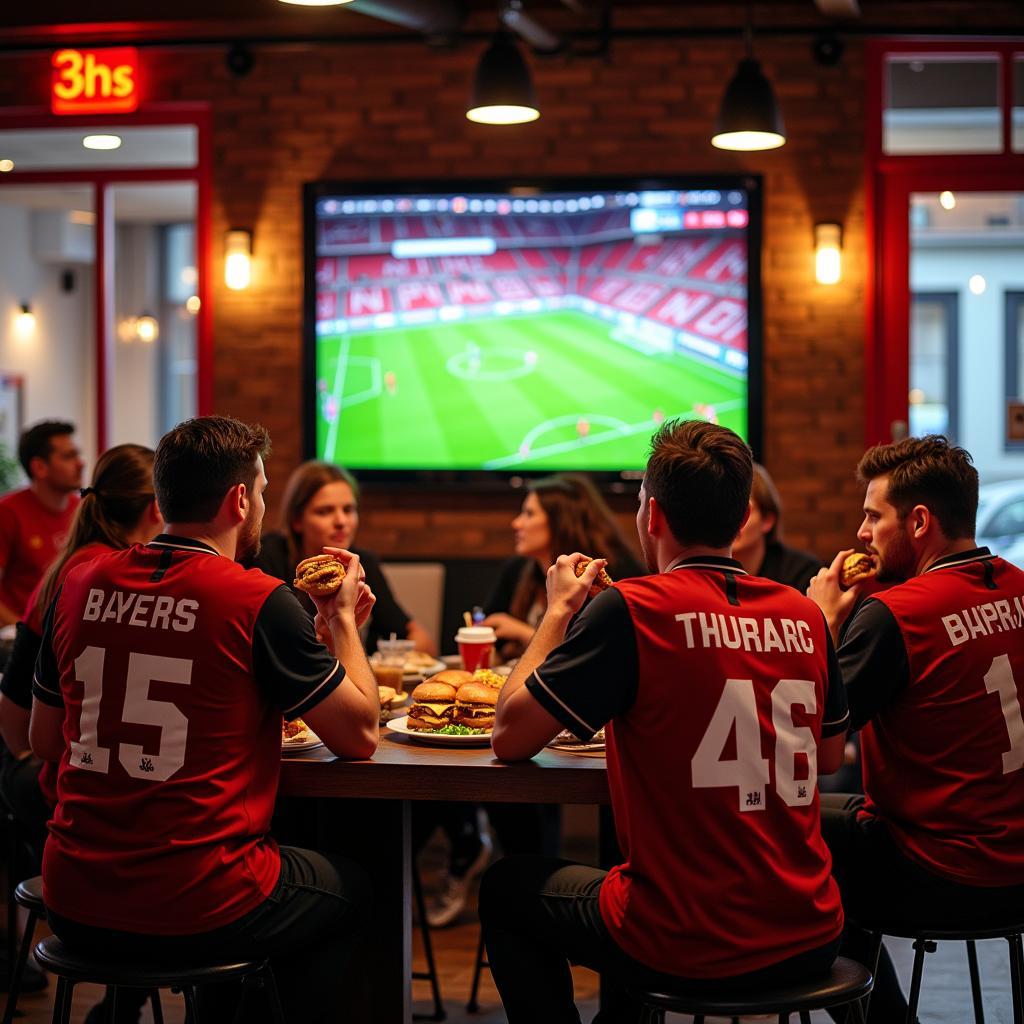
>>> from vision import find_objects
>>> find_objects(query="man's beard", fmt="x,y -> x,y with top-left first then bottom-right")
236,510 -> 262,564
875,527 -> 915,583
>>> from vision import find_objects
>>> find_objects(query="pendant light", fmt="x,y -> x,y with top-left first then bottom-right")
712,10 -> 785,152
466,30 -> 540,125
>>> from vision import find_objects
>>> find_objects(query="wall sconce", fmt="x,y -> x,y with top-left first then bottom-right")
814,222 -> 842,285
14,303 -> 35,340
225,229 -> 252,291
135,314 -> 159,343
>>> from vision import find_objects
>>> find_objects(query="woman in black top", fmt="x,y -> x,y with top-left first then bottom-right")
732,463 -> 822,593
255,461 -> 436,655
483,473 -> 644,660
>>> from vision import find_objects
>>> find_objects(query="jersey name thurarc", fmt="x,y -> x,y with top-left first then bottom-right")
674,611 -> 815,653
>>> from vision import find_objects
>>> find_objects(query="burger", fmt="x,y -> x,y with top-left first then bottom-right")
426,669 -> 473,691
574,558 -> 614,596
453,681 -> 498,731
293,554 -> 346,596
840,552 -> 876,589
406,680 -> 457,732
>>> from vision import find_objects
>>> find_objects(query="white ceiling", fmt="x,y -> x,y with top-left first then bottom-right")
0,125 -> 197,171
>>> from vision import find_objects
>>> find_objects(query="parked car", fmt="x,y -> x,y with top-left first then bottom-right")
977,481 -> 1024,566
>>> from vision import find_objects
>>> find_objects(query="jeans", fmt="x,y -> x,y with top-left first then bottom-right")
821,793 -> 1024,1024
48,845 -> 371,1024
479,854 -> 841,1024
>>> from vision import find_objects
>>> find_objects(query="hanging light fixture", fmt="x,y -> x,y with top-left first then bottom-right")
712,10 -> 786,152
466,30 -> 540,125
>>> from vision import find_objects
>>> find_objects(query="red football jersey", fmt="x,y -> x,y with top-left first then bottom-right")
38,541 -> 289,934
862,553 -> 1024,885
0,489 -> 77,616
23,541 -> 112,808
599,566 -> 845,977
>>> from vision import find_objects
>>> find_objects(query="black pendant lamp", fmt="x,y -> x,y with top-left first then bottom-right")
712,19 -> 785,151
466,30 -> 540,125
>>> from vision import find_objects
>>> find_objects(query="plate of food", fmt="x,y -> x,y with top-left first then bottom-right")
547,728 -> 606,755
371,651 -> 446,678
385,676 -> 496,746
281,718 -> 324,754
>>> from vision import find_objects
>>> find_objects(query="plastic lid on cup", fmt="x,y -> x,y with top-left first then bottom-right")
456,626 -> 496,643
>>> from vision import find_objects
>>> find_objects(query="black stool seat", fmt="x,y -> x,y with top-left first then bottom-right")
856,918 -> 1024,941
631,956 -> 872,1018
13,877 -> 43,914
34,936 -> 269,988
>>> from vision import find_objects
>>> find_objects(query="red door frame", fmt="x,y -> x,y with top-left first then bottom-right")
865,38 -> 1024,447
0,103 -> 213,451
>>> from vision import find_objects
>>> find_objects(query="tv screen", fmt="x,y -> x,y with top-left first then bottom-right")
304,177 -> 761,479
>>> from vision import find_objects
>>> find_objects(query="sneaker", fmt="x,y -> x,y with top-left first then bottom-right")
426,832 -> 492,929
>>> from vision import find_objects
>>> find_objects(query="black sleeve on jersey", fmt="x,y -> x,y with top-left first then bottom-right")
252,585 -> 345,720
1,622 -> 42,710
31,593 -> 64,709
525,588 -> 638,743
838,598 -> 909,731
821,621 -> 850,738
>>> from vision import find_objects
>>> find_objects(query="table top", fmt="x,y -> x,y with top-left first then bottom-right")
280,730 -> 610,804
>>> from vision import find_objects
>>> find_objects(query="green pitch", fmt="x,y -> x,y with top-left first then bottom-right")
315,310 -> 746,471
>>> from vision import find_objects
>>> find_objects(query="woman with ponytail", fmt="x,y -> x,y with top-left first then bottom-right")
0,444 -> 161,856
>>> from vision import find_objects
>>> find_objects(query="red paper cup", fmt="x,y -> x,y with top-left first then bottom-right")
456,626 -> 496,673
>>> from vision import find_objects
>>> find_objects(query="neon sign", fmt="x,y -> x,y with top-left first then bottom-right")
51,48 -> 140,115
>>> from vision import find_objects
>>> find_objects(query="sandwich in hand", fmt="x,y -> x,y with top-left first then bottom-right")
407,680 -> 457,732
574,557 -> 614,596
840,552 -> 876,589
453,681 -> 498,731
294,554 -> 346,596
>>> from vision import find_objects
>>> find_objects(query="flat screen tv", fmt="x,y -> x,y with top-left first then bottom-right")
303,177 -> 762,482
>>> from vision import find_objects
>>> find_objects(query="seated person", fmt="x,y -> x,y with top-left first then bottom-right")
255,460 -> 435,655
30,416 -> 380,1024
809,435 -> 1024,1024
0,444 -> 162,865
483,473 -> 644,660
480,420 -> 848,1024
733,462 -> 821,591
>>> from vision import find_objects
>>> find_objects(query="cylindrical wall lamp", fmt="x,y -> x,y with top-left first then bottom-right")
814,222 -> 842,285
225,229 -> 253,291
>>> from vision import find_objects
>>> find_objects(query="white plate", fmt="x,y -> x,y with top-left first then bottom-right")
386,716 -> 492,747
372,655 -> 446,677
281,731 -> 324,754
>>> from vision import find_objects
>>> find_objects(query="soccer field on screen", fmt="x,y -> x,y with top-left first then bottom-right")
315,310 -> 746,472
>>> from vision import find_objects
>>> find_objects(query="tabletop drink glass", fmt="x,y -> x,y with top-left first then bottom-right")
455,626 -> 496,673
376,637 -> 414,695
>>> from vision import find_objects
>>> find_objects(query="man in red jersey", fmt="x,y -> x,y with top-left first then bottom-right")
481,420 -> 849,1024
30,416 -> 379,1024
809,434 -> 1024,1023
0,420 -> 83,624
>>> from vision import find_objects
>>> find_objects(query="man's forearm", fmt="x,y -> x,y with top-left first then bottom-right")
497,606 -> 573,715
330,615 -> 378,706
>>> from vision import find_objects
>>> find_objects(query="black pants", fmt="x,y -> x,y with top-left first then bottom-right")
821,793 -> 1024,1024
0,753 -> 51,870
479,855 -> 841,1024
48,846 -> 371,1024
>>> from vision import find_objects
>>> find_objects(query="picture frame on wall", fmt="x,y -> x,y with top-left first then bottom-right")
0,374 -> 24,494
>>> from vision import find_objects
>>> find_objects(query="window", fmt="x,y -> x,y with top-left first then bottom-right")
1007,292 -> 1024,448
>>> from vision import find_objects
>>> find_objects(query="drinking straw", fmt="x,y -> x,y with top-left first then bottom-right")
463,611 -> 473,628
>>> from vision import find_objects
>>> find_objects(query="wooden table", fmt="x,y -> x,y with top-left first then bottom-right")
280,731 -> 610,1024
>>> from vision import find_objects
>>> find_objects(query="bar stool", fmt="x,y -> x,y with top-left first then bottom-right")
629,956 -> 872,1024
33,935 -> 286,1024
862,918 -> 1024,1024
412,865 -> 445,1021
2,876 -> 44,1024
465,929 -> 489,1013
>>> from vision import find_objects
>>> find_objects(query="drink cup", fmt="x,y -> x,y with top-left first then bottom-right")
455,626 -> 496,673
376,637 -> 414,695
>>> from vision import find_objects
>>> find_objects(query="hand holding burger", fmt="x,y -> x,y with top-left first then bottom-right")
839,552 -> 876,589
807,548 -> 873,645
545,552 -> 609,619
573,557 -> 614,597
299,548 -> 375,629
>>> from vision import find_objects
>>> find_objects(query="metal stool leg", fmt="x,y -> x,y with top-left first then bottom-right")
50,977 -> 72,1024
412,865 -> 445,1021
906,938 -> 935,1024
966,939 -> 985,1024
466,929 -> 488,1013
256,964 -> 287,1024
149,989 -> 165,1024
182,985 -> 200,1024
5,815 -> 18,990
1008,933 -> 1023,1024
799,1011 -> 812,1024
2,907 -> 39,1024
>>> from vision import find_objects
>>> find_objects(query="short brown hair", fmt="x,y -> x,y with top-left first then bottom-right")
278,460 -> 360,563
856,435 -> 978,539
154,416 -> 270,523
751,463 -> 784,543
19,420 -> 75,476
645,419 -> 753,548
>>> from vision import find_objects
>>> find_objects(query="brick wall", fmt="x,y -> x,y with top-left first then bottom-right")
0,6 -> 1018,562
